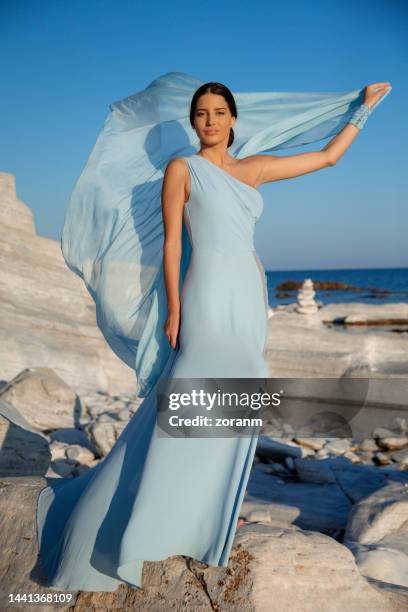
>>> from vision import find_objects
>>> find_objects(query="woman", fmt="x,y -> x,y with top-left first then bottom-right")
34,74 -> 391,592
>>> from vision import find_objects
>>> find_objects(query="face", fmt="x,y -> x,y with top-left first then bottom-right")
193,92 -> 236,146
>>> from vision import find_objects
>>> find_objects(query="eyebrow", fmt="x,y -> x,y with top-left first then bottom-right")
196,107 -> 227,111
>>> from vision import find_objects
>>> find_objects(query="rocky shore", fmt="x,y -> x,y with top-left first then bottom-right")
1,367 -> 408,610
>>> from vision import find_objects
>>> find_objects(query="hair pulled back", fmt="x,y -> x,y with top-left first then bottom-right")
189,82 -> 237,147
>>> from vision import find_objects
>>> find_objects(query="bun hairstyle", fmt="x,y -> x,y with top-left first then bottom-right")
189,82 -> 238,147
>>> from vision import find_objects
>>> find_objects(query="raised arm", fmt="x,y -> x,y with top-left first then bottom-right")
252,81 -> 392,186
161,158 -> 189,349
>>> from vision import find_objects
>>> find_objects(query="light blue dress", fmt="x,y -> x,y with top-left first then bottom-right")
31,73 -> 391,591
36,153 -> 269,591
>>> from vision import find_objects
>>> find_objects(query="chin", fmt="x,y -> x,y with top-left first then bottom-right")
202,137 -> 223,145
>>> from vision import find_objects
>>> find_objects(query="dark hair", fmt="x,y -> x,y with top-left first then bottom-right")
189,82 -> 238,147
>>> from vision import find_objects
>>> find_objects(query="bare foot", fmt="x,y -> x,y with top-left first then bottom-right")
237,516 -> 247,528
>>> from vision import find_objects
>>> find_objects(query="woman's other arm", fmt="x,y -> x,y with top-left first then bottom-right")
251,82 -> 392,186
161,158 -> 188,349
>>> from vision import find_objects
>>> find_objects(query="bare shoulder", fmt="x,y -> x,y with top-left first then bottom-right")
163,157 -> 190,202
164,157 -> 190,184
165,157 -> 188,175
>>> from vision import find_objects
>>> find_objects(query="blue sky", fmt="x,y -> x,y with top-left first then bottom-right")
1,0 -> 406,271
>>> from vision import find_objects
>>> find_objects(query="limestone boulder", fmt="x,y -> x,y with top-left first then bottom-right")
0,367 -> 81,431
1,477 -> 408,612
0,172 -> 135,396
344,480 -> 408,587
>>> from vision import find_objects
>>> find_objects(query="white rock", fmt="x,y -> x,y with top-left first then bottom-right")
3,478 -> 406,612
343,450 -> 361,463
315,448 -> 330,458
0,368 -> 81,431
295,279 -> 319,315
373,452 -> 391,466
0,172 -> 136,396
97,413 -> 119,423
359,439 -> 379,452
50,441 -> 68,461
118,408 -> 132,421
87,422 -> 117,456
390,449 -> 408,466
293,437 -> 326,450
266,306 -> 408,381
65,444 -> 95,465
378,436 -> 408,451
344,481 -> 408,589
324,439 -> 352,455
256,435 -> 307,462
348,543 -> 408,588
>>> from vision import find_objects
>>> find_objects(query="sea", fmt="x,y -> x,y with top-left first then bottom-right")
265,267 -> 408,308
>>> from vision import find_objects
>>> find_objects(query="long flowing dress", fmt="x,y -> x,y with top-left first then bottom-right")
36,153 -> 269,591
8,71 -> 390,591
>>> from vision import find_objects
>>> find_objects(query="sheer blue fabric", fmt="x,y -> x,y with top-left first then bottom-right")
60,72 -> 391,397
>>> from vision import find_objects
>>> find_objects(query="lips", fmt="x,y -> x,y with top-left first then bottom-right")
205,130 -> 218,135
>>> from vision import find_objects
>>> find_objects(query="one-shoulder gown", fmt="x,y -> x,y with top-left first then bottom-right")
35,153 -> 270,592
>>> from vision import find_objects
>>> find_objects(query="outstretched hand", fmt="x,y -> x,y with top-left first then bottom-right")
364,82 -> 392,109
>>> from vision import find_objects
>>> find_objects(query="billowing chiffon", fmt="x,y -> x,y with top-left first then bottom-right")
60,71 -> 391,398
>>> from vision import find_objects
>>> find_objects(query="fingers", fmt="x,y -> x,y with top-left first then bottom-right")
364,82 -> 392,110
164,329 -> 178,350
171,331 -> 180,350
376,84 -> 392,93
369,82 -> 392,92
